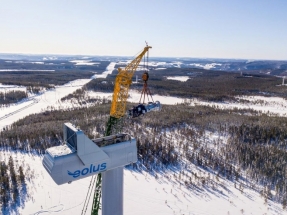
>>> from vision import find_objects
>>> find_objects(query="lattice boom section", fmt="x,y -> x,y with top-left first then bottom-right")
110,73 -> 131,118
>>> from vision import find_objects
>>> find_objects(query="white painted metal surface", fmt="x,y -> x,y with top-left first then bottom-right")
42,123 -> 137,185
102,167 -> 124,215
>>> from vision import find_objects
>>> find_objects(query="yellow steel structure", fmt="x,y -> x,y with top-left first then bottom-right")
91,45 -> 152,215
110,45 -> 152,118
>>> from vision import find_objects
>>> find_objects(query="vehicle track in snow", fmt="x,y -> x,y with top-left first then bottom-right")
0,98 -> 39,121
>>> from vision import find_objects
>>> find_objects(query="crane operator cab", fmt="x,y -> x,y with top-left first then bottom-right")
42,123 -> 137,185
128,101 -> 161,118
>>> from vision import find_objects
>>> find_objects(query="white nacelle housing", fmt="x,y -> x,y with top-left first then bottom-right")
128,101 -> 161,118
42,123 -> 137,185
145,101 -> 161,112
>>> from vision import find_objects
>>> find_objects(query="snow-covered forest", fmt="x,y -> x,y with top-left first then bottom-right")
1,59 -> 287,214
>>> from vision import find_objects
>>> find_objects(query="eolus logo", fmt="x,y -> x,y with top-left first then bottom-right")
68,163 -> 107,178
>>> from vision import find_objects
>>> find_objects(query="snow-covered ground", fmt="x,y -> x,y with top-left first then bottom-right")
124,169 -> 283,215
166,76 -> 190,82
0,83 -> 27,93
70,60 -> 100,66
154,68 -> 166,70
0,79 -> 91,130
190,63 -> 222,70
117,61 -> 183,69
0,69 -> 55,72
1,62 -> 287,214
88,90 -> 184,105
86,92 -> 287,117
186,96 -> 287,117
0,61 -> 116,131
0,149 -> 284,215
0,61 -> 115,130
91,62 -> 116,79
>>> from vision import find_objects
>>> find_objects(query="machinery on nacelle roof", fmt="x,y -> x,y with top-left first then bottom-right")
42,44 -> 161,215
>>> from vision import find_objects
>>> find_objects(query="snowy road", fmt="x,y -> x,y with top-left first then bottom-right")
0,62 -> 117,130
0,79 -> 91,130
0,98 -> 38,121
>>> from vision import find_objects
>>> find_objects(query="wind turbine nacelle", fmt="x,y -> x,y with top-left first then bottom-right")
145,101 -> 161,112
128,101 -> 161,118
42,123 -> 137,185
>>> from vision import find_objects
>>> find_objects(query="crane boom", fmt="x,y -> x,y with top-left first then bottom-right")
106,45 -> 152,135
92,45 -> 153,215
110,45 -> 152,119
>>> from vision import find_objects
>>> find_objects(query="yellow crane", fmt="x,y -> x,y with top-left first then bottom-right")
105,45 -> 152,135
90,45 -> 153,215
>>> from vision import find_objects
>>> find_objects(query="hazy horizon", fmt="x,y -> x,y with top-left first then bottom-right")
1,0 -> 287,60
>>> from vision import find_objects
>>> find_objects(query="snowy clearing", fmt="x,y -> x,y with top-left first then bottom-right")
91,62 -> 116,79
166,76 -> 190,82
88,90 -> 184,105
0,83 -> 27,93
0,79 -> 91,130
0,62 -> 117,130
154,68 -> 167,70
70,60 -> 100,66
190,63 -> 222,70
185,96 -> 287,117
0,69 -> 55,72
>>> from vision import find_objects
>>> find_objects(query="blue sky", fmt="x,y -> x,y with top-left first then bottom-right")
1,0 -> 286,60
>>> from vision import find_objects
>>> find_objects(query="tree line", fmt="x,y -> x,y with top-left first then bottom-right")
82,67 -> 286,102
0,156 -> 26,211
1,99 -> 287,208
0,91 -> 28,105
